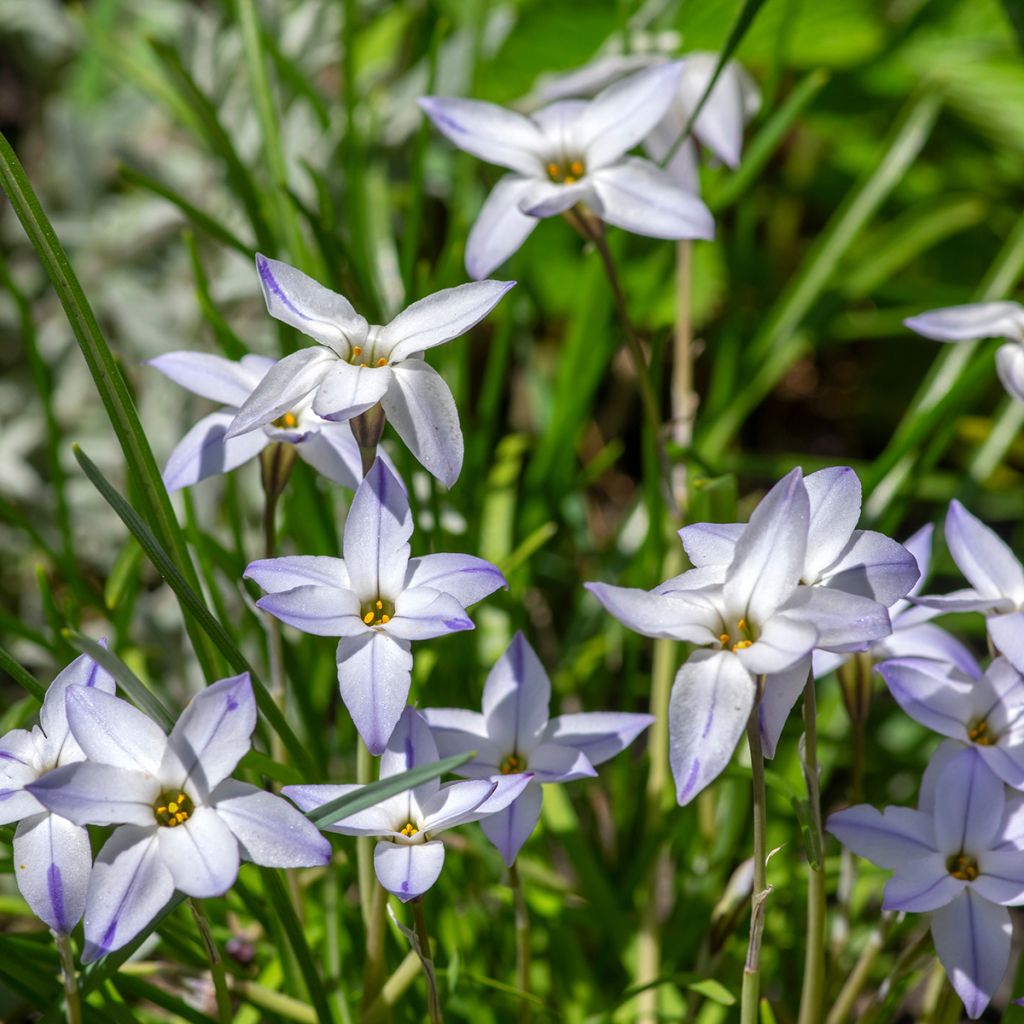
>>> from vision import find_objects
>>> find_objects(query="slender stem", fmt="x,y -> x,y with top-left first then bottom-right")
798,671 -> 826,1024
741,687 -> 769,1024
671,239 -> 694,513
824,914 -> 892,1024
509,863 -> 532,1024
190,899 -> 233,1024
262,467 -> 287,766
357,740 -> 375,928
363,951 -> 421,1024
411,898 -> 443,1024
360,880 -> 388,1014
55,932 -> 82,1024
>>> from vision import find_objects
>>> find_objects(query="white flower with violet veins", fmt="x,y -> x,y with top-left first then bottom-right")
224,255 -> 514,486
418,63 -> 715,279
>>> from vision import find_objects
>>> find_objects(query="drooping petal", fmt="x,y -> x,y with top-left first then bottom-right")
210,780 -> 331,866
64,688 -> 167,775
758,658 -> 811,759
541,711 -> 654,766
336,632 -> 413,756
932,747 -> 1005,855
13,812 -> 93,933
945,500 -> 1024,604
678,522 -> 742,567
164,674 -> 255,796
257,586 -> 366,637
373,838 -> 445,902
481,632 -> 551,756
156,805 -> 240,898
578,63 -> 685,169
989,611 -> 1024,673
39,647 -> 115,755
421,709 -> 502,778
904,301 -> 1024,342
524,742 -> 595,782
244,555 -> 350,593
256,254 -> 368,352
878,658 -> 973,741
405,553 -> 506,609
677,55 -> 759,169
421,779 -> 497,832
147,351 -> 264,407
584,582 -> 721,643
418,96 -> 547,176
931,890 -> 1013,1019
465,176 -> 543,279
800,467 -> 862,580
384,587 -> 473,641
793,587 -> 891,652
226,347 -> 336,439
283,783 -> 396,837
82,825 -> 174,963
818,530 -> 920,605
882,857 -> 964,911
343,458 -> 412,601
669,650 -> 755,806
381,360 -> 463,488
995,341 -> 1024,403
825,804 -> 937,869
311,362 -> 393,422
162,410 -> 270,492
28,762 -> 158,826
480,784 -> 543,867
590,159 -> 714,240
294,425 -> 363,489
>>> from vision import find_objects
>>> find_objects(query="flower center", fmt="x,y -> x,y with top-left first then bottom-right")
500,753 -> 527,775
361,598 -> 394,627
968,718 -> 996,746
272,411 -> 299,429
154,790 -> 194,828
399,822 -> 419,838
547,159 -> 585,185
718,618 -> 755,652
947,853 -> 979,881
349,345 -> 388,370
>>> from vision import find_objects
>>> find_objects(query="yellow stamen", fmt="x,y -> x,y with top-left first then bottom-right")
563,175 -> 577,185
732,640 -> 753,651
569,160 -> 584,176
546,162 -> 560,178
363,611 -> 375,625
380,614 -> 390,624
272,411 -> 299,429
352,346 -> 362,357
154,790 -> 194,827
500,754 -> 525,775
969,719 -> 995,746
376,600 -> 383,609
719,633 -> 730,645
737,618 -> 747,632
167,801 -> 179,814
400,822 -> 419,838
948,853 -> 979,881
376,358 -> 387,367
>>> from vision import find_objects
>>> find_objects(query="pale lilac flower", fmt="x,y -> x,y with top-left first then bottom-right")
418,64 -> 715,280
0,650 -> 113,933
245,458 -> 506,755
915,500 -> 1024,673
422,632 -> 653,865
28,675 -> 329,961
827,746 -> 1024,1018
905,301 -> 1024,403
285,708 -> 531,901
148,350 -> 378,491
224,255 -> 513,486
678,467 -> 918,756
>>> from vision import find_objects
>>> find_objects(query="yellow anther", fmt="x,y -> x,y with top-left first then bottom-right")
719,633 -> 730,645
154,789 -> 195,827
167,818 -> 178,827
380,614 -> 390,624
732,640 -> 753,651
359,363 -> 368,369
400,822 -> 419,838
376,358 -> 387,367
352,346 -> 363,357
157,806 -> 167,815
546,162 -> 560,178
272,411 -> 299,429
376,600 -> 383,609
363,611 -> 375,625
167,802 -> 179,814
500,753 -> 525,775
563,175 -> 577,185
569,159 -> 584,176
969,720 -> 995,745
737,618 -> 747,632
948,853 -> 979,881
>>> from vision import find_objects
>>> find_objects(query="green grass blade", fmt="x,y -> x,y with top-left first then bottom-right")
0,647 -> 45,703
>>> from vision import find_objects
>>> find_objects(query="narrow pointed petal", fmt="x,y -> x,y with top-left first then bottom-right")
147,351 -> 264,406
294,425 -> 363,488
878,658 -> 972,740
405,553 -> 506,608
337,632 -> 413,756
482,632 -> 551,756
381,361 -> 463,487
945,500 -> 1024,603
257,586 -> 365,637
256,254 -> 368,351
932,890 -> 1012,1019
165,674 -> 255,795
996,342 -> 1024,402
584,582 -> 720,643
826,804 -> 937,869
465,176 -> 541,279
226,347 -> 336,439
919,740 -> 965,816
794,587 -> 891,651
39,647 -> 115,753
312,362 -> 392,422
524,742 -> 595,782
883,857 -> 964,911
989,611 -> 1024,673
669,650 -> 754,806
590,159 -> 714,240
578,63 -> 684,168
283,783 -> 395,837
162,410 -> 269,491
542,711 -> 653,766
343,458 -> 412,600
421,709 -> 503,778
65,688 -> 167,774
385,587 -> 473,640
904,301 -> 1024,342
933,748 -> 1005,854
417,96 -> 546,176
211,780 -> 330,866
0,786 -> 44,825
819,530 -> 920,605
421,779 -> 497,832
380,707 -> 441,790
801,467 -> 861,579
82,826 -> 174,962
678,522 -> 742,567
480,785 -> 543,866
245,555 -> 350,593
374,838 -> 445,901
876,623 -> 981,678
758,658 -> 811,758
28,762 -> 157,826
13,812 -> 92,933
679,56 -> 757,168
972,850 -> 1024,904
913,588 -> 1010,613
469,773 -> 534,816
901,523 -> 935,598
156,805 -> 239,898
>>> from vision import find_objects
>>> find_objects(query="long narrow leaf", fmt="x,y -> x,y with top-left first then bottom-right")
0,647 -> 45,702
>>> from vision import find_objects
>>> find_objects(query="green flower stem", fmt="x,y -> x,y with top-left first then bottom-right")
741,684 -> 769,1024
190,899 -> 233,1024
824,913 -> 893,1024
509,863 -> 532,1024
412,898 -> 443,1024
55,931 -> 82,1024
360,880 -> 388,1015
363,951 -> 421,1024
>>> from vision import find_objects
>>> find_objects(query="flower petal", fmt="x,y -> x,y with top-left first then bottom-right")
28,762 -> 157,826
283,783 -> 395,837
914,588 -> 1011,614
932,747 -> 1005,855
147,351 -> 264,407
736,612 -> 817,674
482,632 -> 551,756
245,556 -> 350,595
989,611 -> 1024,673
904,301 -> 1024,342
373,838 -> 445,902
826,804 -> 937,870
678,522 -> 742,567
336,632 -> 413,756
919,740 -> 965,816
465,176 -> 542,279
256,254 -> 368,351
294,425 -> 363,488
878,658 -> 972,741
39,647 -> 115,757
945,500 -> 1024,604
381,361 -> 463,487
162,410 -> 269,492
678,55 -> 759,169
524,741 -> 595,782
82,825 -> 174,963
211,780 -> 330,866
257,586 -> 365,637
311,362 -> 393,422
931,890 -> 1012,1019
758,658 -> 811,759
669,649 -> 755,806
518,179 -> 602,218
421,779 -> 497,832
541,711 -> 654,766
876,623 -> 981,678
421,709 -> 502,778
973,849 -> 1024,904
883,856 -> 964,911
996,341 -> 1024,403
385,587 -> 473,640
590,158 -> 714,240
480,784 -> 543,867
156,804 -> 240,898
13,812 -> 92,933
798,466 -> 862,579
793,587 -> 891,652
584,582 -> 720,643
65,687 -> 167,775
405,553 -> 506,608
818,530 -> 920,606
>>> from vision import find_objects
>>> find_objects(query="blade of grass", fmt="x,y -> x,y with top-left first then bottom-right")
0,646 -> 46,703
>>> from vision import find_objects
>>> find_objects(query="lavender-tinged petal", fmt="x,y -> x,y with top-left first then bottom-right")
0,787 -> 44,825
931,890 -> 1012,1020
878,658 -> 973,741
465,176 -> 542,279
343,458 -> 413,602
311,362 -> 392,422
919,740 -> 965,816
826,804 -> 937,869
421,779 -> 498,832
405,553 -> 506,608
337,633 -> 413,757
978,744 -> 1024,790
64,688 -> 167,775
735,613 -> 817,675
933,747 -> 1006,854
654,565 -> 727,593
819,530 -> 920,606
534,54 -> 660,102
758,658 -> 811,759
669,650 -> 755,806
882,857 -> 965,911
980,658 -> 1024,728
417,96 -> 547,177
155,805 -> 240,898
82,825 -> 174,963
374,838 -> 445,902
518,179 -> 602,218
678,522 -> 742,567
945,500 -> 1024,604
481,632 -> 551,757
480,785 -> 543,867
904,301 -> 1024,342
524,742 -> 595,782
381,361 -> 464,488
996,791 -> 1024,850
902,523 -> 935,599
244,555 -> 350,593
913,588 -> 1012,613
211,780 -> 330,866
800,467 -> 862,580
385,587 -> 473,640
294,425 -> 363,489
676,55 -> 757,169
40,647 -> 115,749
421,709 -> 502,778
791,587 -> 891,652
584,581 -> 721,643
589,159 -> 714,240
973,850 -> 1024,904
28,762 -> 158,826
380,707 -> 442,803
811,649 -> 846,679
283,783 -> 396,837
162,410 -> 270,492
996,341 -> 1024,403
13,812 -> 92,933
147,351 -> 263,406
541,711 -> 654,766
874,623 -> 981,679
469,773 -> 533,817
989,612 -> 1024,674
257,586 -> 366,637
255,254 -> 368,352
644,128 -> 701,192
